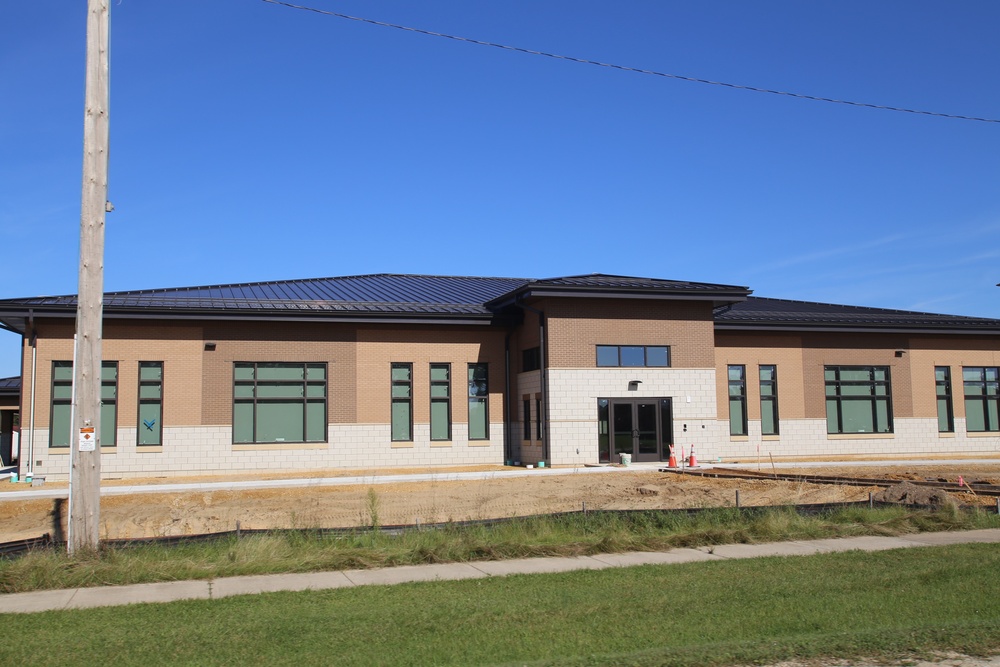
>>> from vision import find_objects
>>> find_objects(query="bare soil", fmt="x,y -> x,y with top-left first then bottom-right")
0,463 -> 997,542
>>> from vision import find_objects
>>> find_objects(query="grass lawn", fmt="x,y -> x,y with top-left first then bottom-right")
1,542 -> 999,666
3,505 -> 998,593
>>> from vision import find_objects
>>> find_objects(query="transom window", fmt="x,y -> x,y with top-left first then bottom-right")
596,345 -> 670,368
825,366 -> 893,434
233,362 -> 327,444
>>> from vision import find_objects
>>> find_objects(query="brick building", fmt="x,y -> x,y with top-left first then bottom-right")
0,273 -> 997,480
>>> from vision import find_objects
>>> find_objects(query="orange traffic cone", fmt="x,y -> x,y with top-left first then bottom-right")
688,446 -> 697,468
667,448 -> 677,468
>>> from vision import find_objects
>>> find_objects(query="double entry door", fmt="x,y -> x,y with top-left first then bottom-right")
598,398 -> 673,463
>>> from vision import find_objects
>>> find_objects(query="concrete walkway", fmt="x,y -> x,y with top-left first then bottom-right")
2,528 -> 998,615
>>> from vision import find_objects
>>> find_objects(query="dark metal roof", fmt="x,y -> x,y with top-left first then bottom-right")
0,377 -> 20,395
487,273 -> 751,308
0,273 -> 996,336
0,274 -> 533,331
715,296 -> 1000,334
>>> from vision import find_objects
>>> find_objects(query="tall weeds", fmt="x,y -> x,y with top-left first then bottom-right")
0,505 -> 996,594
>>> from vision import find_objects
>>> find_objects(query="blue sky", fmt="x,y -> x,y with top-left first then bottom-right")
2,1 -> 999,378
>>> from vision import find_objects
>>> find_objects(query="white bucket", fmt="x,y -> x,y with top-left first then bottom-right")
620,453 -> 632,466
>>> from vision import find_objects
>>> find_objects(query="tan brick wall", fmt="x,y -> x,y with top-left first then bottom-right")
715,331 -> 1000,424
714,332 -> 805,420
801,332 -> 912,420
20,320 -> 76,429
24,319 -> 205,430
907,335 -> 1000,421
356,325 -> 507,427
539,298 -> 716,369
105,322 -> 205,428
24,318 -> 508,435
200,321 -> 358,426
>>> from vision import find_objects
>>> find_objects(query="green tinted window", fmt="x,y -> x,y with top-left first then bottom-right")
233,362 -> 327,444
825,366 -> 892,434
391,363 -> 413,441
138,362 -> 164,446
468,364 -> 489,440
430,364 -> 451,441
963,367 -> 1000,432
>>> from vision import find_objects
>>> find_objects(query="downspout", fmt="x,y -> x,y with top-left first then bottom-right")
27,310 -> 37,477
515,298 -> 549,464
503,332 -> 511,465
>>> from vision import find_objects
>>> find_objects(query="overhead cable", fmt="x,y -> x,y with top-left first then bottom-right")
262,0 -> 999,125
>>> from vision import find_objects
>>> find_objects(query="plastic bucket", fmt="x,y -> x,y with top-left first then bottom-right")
620,453 -> 632,466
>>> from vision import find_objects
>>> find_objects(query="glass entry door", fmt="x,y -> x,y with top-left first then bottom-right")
598,398 -> 673,463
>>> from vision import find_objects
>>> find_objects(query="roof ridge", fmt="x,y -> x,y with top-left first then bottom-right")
105,274 -> 532,297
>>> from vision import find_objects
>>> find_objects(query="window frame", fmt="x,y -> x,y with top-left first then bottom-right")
728,365 -> 748,436
468,363 -> 489,441
522,397 -> 531,441
935,366 -> 955,433
390,362 -> 413,442
595,345 -> 671,368
522,347 -> 541,373
824,366 -> 893,435
962,366 -> 999,433
429,363 -> 451,441
137,361 -> 164,446
759,364 -> 779,436
233,362 -> 328,445
535,396 -> 543,441
50,360 -> 118,448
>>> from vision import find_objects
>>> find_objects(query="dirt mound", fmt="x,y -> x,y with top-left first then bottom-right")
874,481 -> 957,507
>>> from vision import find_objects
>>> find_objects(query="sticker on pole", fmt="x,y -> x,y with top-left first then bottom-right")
79,427 -> 96,452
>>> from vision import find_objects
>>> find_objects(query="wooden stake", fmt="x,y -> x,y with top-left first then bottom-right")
69,0 -> 110,555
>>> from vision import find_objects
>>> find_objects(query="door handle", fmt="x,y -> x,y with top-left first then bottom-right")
631,429 -> 640,438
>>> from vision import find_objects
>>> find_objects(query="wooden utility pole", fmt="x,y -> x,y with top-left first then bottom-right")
70,0 -> 110,554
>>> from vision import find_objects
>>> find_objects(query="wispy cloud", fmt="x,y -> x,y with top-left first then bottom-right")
742,233 -> 909,276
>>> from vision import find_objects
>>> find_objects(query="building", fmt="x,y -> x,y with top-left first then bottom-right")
0,273 -> 996,481
0,376 -> 19,468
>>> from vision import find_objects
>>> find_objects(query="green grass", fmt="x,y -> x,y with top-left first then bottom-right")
1,504 -> 997,594
1,543 -> 999,666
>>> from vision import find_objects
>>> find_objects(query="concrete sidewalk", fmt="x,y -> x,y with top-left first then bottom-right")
2,528 -> 998,615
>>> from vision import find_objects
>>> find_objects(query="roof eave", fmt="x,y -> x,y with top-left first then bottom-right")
0,306 -> 505,328
714,321 -> 1000,335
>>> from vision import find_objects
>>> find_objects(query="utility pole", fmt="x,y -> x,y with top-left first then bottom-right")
70,0 -> 110,554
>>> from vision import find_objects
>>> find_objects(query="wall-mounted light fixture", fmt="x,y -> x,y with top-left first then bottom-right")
894,350 -> 905,358
205,342 -> 217,351
628,380 -> 642,391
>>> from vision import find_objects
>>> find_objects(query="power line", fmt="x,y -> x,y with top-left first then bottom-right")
262,0 -> 999,125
